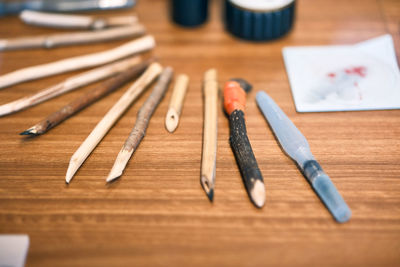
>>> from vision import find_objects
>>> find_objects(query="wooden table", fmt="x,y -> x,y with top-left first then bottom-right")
1,0 -> 399,266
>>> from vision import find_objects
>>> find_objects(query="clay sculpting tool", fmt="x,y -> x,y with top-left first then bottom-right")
20,10 -> 138,30
65,62 -> 163,184
0,25 -> 146,51
0,56 -> 143,117
256,90 -> 351,223
224,79 -> 265,208
107,67 -> 173,182
21,59 -> 153,136
200,69 -> 218,201
165,74 -> 189,133
0,35 -> 155,90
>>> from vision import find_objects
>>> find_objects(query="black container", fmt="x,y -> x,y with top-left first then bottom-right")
171,0 -> 209,27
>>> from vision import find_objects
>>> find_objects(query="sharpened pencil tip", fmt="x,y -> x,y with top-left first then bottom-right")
200,175 -> 215,202
250,180 -> 266,208
20,128 -> 38,136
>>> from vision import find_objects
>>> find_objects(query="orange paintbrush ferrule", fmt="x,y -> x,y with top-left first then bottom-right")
223,80 -> 246,115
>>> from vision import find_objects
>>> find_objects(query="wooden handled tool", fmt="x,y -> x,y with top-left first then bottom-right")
21,59 -> 153,136
20,10 -> 138,30
0,35 -> 155,90
65,62 -> 163,184
223,79 -> 265,208
0,56 -> 143,117
0,25 -> 146,51
107,67 -> 173,182
200,69 -> 218,201
165,74 -> 189,133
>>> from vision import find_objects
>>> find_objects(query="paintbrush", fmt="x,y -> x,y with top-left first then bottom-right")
65,62 -> 162,184
107,67 -> 173,182
224,79 -> 265,208
21,59 -> 153,136
256,90 -> 351,222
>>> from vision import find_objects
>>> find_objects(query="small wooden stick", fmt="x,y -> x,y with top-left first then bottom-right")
200,69 -> 219,201
0,56 -> 143,117
21,59 -> 153,136
20,10 -> 138,30
165,74 -> 189,133
0,35 -> 155,89
107,67 -> 173,182
65,62 -> 163,184
0,25 -> 146,51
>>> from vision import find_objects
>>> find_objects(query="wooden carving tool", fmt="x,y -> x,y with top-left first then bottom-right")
20,10 -> 138,30
0,25 -> 146,51
21,59 -> 153,136
223,79 -> 265,208
0,56 -> 143,117
165,74 -> 189,133
107,67 -> 173,182
65,62 -> 163,184
0,35 -> 155,90
200,69 -> 218,201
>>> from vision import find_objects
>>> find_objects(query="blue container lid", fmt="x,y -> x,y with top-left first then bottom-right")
171,0 -> 209,27
224,0 -> 296,41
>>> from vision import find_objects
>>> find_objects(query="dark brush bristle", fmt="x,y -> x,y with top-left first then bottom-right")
230,78 -> 252,93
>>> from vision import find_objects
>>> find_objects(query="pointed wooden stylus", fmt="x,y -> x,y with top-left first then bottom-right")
200,69 -> 218,201
107,67 -> 173,182
65,62 -> 163,184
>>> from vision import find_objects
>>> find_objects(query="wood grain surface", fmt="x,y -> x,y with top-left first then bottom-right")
0,0 -> 399,266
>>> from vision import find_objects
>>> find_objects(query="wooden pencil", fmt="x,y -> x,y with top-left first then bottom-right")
0,35 -> 155,89
165,74 -> 189,133
21,59 -> 154,136
20,10 -> 138,30
0,56 -> 143,117
65,62 -> 163,184
0,25 -> 146,51
200,69 -> 219,201
107,67 -> 173,182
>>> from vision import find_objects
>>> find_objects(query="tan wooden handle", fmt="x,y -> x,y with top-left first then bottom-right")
0,35 -> 155,89
165,74 -> 189,132
200,69 -> 218,200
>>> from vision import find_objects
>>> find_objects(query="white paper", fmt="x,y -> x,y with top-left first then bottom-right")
0,235 -> 29,267
283,34 -> 400,112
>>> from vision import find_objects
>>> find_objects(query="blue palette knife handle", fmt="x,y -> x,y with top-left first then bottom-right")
256,91 -> 351,223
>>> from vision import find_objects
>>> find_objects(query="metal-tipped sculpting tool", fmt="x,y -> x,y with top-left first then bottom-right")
224,79 -> 266,208
256,91 -> 351,222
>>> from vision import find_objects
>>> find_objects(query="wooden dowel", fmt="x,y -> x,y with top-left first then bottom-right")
107,67 -> 174,182
0,35 -> 155,90
65,62 -> 163,184
165,74 -> 189,133
200,69 -> 219,201
21,59 -> 153,136
20,10 -> 138,30
0,56 -> 143,117
0,25 -> 146,51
